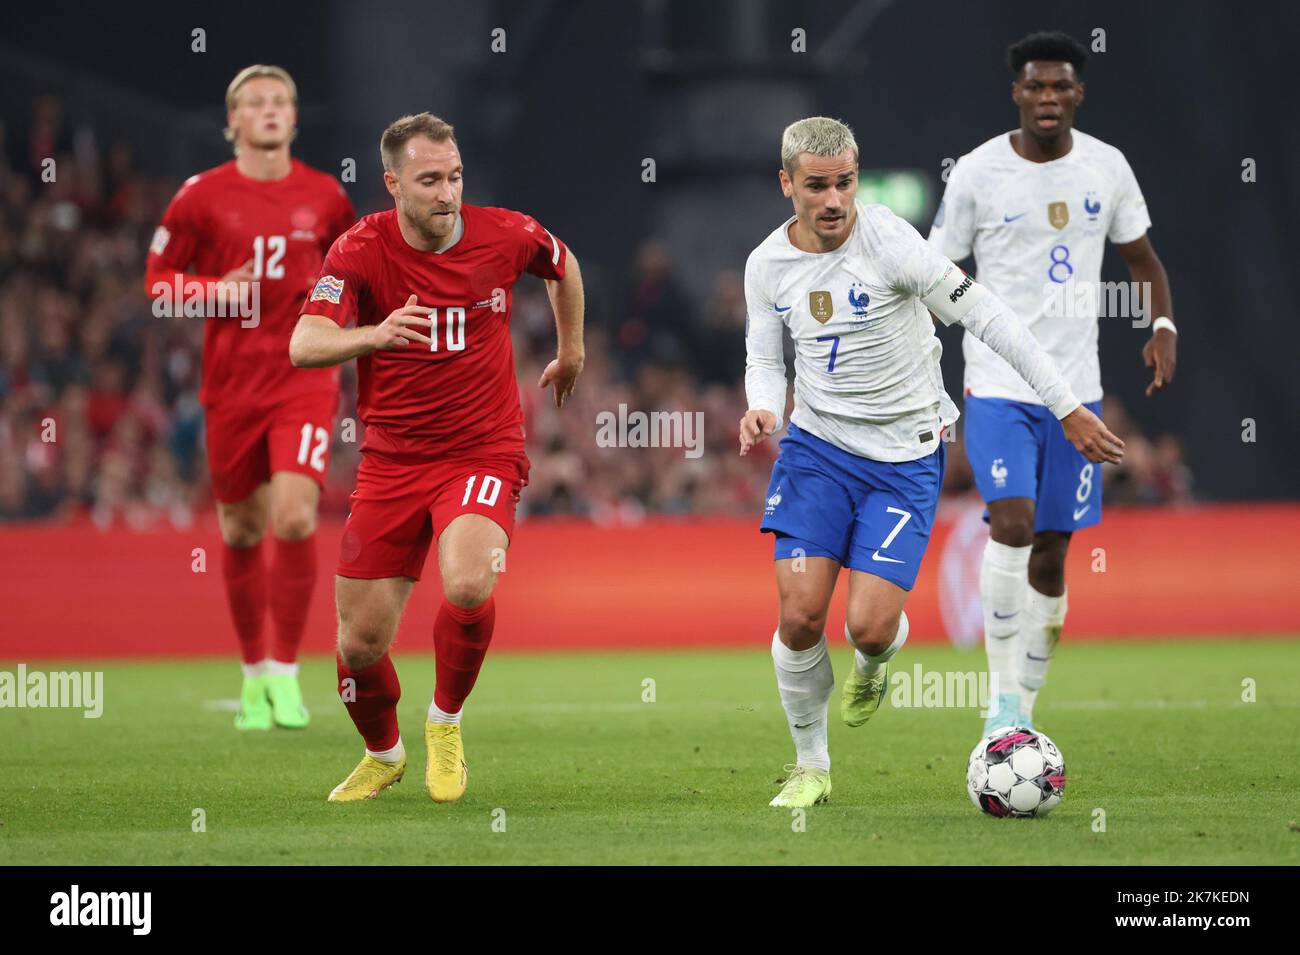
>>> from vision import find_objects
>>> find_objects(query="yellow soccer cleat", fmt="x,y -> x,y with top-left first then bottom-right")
327,753 -> 406,802
841,661 -> 890,727
425,721 -> 468,803
768,765 -> 832,808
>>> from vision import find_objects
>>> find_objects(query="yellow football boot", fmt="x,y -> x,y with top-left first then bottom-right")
425,721 -> 468,803
769,765 -> 832,808
327,753 -> 406,802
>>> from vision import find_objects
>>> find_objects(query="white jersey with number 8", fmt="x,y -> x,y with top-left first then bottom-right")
927,129 -> 1151,406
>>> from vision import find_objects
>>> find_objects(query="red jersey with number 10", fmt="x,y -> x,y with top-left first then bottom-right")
146,160 -> 355,408
301,205 -> 567,459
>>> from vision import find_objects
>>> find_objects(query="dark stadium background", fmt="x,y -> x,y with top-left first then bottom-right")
2,0 -> 1298,653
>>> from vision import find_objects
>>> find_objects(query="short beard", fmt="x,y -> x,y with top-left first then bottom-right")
399,195 -> 452,245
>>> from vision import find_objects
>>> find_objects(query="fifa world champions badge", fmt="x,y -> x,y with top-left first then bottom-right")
808,290 -> 833,323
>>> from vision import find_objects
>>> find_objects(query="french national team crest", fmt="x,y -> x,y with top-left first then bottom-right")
808,290 -> 833,323
847,282 -> 870,316
1047,201 -> 1069,230
310,274 -> 345,305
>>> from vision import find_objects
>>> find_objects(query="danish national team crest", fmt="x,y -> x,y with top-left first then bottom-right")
1047,201 -> 1069,230
808,290 -> 833,323
310,274 -> 345,305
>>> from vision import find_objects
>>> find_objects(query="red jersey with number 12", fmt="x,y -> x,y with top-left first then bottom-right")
301,205 -> 567,459
146,160 -> 355,408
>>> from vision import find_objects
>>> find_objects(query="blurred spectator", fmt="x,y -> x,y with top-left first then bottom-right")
15,94 -> 73,183
691,269 -> 746,386
1151,434 -> 1193,504
615,241 -> 696,376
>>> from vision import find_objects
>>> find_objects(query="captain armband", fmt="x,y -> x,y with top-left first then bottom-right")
920,265 -> 990,326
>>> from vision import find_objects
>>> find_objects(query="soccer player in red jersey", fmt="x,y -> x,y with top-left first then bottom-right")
290,112 -> 584,803
145,65 -> 356,731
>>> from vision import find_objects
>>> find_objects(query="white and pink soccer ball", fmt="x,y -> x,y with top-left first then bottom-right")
966,727 -> 1067,817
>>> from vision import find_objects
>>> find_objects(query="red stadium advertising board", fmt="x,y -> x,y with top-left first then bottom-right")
1,503 -> 1296,660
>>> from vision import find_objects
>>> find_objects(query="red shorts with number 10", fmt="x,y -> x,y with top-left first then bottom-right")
338,448 -> 530,581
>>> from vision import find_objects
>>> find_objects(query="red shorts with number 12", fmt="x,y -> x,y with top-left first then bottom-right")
205,391 -> 339,504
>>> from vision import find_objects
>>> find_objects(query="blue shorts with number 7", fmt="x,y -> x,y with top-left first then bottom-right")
963,395 -> 1103,534
760,422 -> 946,591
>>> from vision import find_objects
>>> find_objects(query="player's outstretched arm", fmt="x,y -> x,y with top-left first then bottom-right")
538,254 -> 585,408
958,293 -> 1124,464
290,294 -> 432,368
921,268 -> 1124,465
1115,235 -> 1177,397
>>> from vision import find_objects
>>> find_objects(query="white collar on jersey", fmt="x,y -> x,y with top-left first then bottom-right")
433,212 -> 465,254
1003,127 -> 1080,166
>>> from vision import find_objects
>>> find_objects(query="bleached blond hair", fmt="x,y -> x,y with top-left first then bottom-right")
223,65 -> 298,147
781,116 -> 859,174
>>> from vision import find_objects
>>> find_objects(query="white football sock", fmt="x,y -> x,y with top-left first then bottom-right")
847,612 -> 909,676
981,539 -> 1031,699
366,738 -> 405,764
427,700 -> 462,725
241,660 -> 267,680
771,630 -> 834,772
265,660 -> 298,678
1019,585 -> 1068,713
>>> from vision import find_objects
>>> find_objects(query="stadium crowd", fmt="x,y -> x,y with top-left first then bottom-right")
0,96 -> 1194,526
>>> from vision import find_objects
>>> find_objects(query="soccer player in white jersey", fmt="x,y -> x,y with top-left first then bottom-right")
740,116 -> 1124,808
927,32 -> 1178,736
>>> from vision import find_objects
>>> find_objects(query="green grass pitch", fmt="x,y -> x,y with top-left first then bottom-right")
2,639 -> 1297,865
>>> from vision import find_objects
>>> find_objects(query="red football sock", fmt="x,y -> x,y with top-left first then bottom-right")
269,535 -> 317,664
432,597 -> 496,714
221,541 -> 267,665
337,653 -> 402,751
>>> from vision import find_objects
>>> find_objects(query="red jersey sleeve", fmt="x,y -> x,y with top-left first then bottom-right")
327,183 -> 357,246
514,212 -> 568,281
144,177 -> 219,294
301,228 -> 367,327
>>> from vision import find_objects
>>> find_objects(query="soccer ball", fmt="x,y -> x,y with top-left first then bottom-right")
966,726 -> 1066,817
